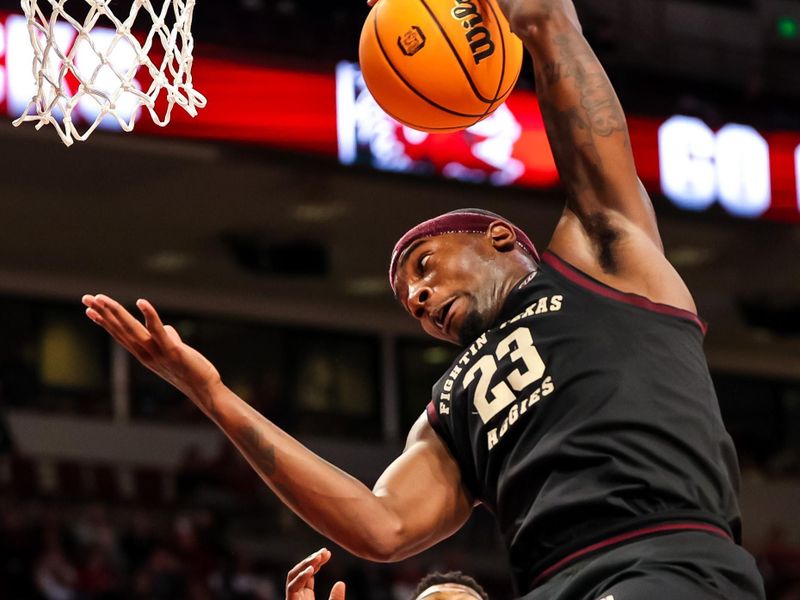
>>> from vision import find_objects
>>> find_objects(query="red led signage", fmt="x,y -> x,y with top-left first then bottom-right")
335,62 -> 800,222
0,11 -> 337,155
2,11 -> 798,222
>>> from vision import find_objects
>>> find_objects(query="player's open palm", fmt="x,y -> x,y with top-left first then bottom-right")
286,549 -> 345,600
81,294 -> 221,400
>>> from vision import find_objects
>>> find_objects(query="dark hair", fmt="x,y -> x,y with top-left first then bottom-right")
410,571 -> 489,600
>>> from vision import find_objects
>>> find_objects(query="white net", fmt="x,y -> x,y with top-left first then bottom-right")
12,0 -> 207,146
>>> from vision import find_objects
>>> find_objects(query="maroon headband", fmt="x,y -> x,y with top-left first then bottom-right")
389,211 -> 539,295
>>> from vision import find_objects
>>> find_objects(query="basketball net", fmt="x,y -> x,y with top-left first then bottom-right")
12,0 -> 207,146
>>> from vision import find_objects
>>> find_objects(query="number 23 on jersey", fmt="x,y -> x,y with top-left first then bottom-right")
463,327 -> 547,424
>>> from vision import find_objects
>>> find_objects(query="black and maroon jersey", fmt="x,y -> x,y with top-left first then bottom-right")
426,251 -> 742,592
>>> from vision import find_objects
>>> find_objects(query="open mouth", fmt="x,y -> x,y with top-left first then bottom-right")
433,298 -> 457,333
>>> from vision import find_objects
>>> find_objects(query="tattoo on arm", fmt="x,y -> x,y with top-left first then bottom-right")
237,424 -> 301,506
535,30 -> 629,270
542,34 -> 627,140
537,99 -> 599,200
240,425 -> 276,475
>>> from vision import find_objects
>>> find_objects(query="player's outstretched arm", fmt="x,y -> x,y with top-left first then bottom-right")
82,294 -> 473,562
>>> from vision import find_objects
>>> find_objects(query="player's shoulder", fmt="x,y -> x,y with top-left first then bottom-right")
405,411 -> 439,449
547,210 -> 696,313
403,411 -> 465,474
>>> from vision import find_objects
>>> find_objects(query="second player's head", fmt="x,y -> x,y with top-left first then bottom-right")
390,209 -> 538,346
410,571 -> 489,600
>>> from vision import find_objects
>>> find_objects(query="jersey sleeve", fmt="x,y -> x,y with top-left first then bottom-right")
426,400 -> 481,500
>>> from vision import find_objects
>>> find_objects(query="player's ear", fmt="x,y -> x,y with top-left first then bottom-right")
487,220 -> 517,252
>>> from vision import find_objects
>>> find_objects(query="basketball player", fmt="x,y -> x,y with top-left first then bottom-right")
81,0 -> 766,597
286,548 -> 488,600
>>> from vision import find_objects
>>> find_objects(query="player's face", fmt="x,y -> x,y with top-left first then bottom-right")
395,233 -> 507,346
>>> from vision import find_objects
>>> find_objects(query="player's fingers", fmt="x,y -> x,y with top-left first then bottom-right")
95,294 -> 150,344
367,0 -> 378,5
84,304 -> 141,358
329,581 -> 346,600
136,299 -> 171,347
315,548 -> 332,570
286,566 -> 314,594
287,548 -> 330,583
84,295 -> 124,334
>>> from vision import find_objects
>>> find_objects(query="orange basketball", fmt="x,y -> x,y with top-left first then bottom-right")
359,0 -> 524,133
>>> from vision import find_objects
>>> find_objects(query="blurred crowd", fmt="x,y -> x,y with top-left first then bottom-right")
0,437 -> 280,600
0,500 -> 279,600
759,525 -> 800,600
0,499 -> 472,600
0,442 -> 494,600
0,490 -> 799,600
0,391 -> 799,599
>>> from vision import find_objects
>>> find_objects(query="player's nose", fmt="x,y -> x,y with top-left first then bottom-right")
407,284 -> 433,320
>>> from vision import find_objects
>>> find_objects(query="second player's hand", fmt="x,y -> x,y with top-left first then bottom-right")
286,549 -> 346,600
82,294 -> 222,403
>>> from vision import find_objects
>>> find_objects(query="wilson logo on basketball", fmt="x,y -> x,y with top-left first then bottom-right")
398,26 -> 426,56
451,0 -> 496,64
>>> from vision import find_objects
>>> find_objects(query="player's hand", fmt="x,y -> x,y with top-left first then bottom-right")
366,0 -> 378,6
81,294 -> 221,400
286,548 -> 346,600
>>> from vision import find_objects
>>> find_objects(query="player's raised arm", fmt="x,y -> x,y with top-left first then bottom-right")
82,294 -> 473,563
500,0 -> 666,275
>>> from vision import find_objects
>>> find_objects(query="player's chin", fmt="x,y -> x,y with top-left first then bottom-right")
424,323 -> 456,345
456,310 -> 488,347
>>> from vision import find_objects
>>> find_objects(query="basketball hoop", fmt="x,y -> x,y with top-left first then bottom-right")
12,0 -> 207,147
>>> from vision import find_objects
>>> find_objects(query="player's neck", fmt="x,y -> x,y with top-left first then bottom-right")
491,262 -> 539,321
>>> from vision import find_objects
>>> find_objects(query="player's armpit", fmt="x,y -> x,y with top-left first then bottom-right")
371,413 -> 474,562
547,208 -> 698,315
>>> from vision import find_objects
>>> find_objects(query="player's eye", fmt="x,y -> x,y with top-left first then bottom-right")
419,254 -> 431,272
